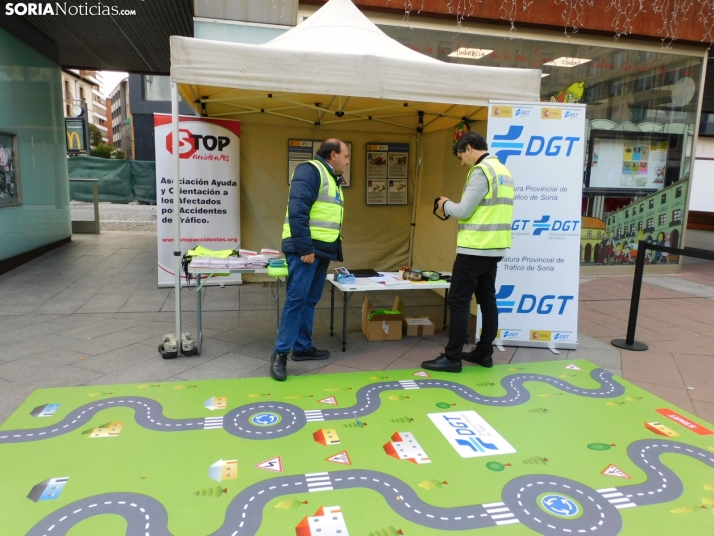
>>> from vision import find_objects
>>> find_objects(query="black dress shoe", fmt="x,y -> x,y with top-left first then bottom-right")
292,347 -> 331,361
421,353 -> 462,373
270,352 -> 288,381
460,349 -> 493,368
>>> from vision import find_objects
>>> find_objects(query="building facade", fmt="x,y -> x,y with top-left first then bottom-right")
109,78 -> 132,158
127,74 -> 195,161
193,1 -> 709,273
60,69 -> 108,144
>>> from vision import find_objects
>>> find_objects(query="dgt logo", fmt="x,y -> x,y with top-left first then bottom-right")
496,285 -> 574,315
491,125 -> 580,163
166,129 -> 230,159
511,215 -> 580,235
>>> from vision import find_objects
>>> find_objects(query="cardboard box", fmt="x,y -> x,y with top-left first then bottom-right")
403,317 -> 436,337
362,296 -> 405,342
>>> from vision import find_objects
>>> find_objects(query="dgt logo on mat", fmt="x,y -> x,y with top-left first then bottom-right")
166,129 -> 230,159
491,125 -> 580,163
428,411 -> 516,458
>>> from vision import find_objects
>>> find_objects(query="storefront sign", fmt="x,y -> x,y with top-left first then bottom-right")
154,114 -> 241,286
481,102 -> 586,349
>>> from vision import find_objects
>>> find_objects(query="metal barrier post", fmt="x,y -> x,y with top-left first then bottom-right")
611,240 -> 650,351
611,242 -> 714,352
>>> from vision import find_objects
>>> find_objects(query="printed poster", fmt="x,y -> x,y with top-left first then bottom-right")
366,142 -> 409,205
366,179 -> 387,205
288,139 -> 352,186
482,102 -> 586,349
154,114 -> 241,287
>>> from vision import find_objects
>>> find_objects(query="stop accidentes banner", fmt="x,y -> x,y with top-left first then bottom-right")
154,114 -> 241,287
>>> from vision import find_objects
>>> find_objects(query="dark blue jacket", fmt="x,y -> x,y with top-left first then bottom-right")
282,155 -> 343,261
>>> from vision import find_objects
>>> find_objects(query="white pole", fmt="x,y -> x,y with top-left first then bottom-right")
171,82 -> 182,352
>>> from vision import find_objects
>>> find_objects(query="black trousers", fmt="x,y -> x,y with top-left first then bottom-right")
444,254 -> 502,360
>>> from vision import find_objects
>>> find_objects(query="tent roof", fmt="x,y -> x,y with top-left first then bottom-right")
171,0 -> 541,131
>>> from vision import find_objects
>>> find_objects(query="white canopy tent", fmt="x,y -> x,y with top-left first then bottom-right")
168,0 -> 541,351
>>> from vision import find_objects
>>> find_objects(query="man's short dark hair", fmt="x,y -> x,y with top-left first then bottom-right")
316,138 -> 344,159
454,131 -> 488,155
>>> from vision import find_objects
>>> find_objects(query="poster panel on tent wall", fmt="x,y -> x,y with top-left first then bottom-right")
366,142 -> 409,205
476,102 -> 586,350
154,114 -> 242,287
287,139 -> 352,186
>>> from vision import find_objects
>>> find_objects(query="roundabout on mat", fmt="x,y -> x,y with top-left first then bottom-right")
249,412 -> 282,427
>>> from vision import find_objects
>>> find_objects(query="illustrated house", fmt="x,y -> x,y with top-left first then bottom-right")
27,477 -> 69,502
204,397 -> 227,411
209,459 -> 237,482
295,505 -> 349,536
313,428 -> 340,446
383,432 -> 430,464
645,421 -> 679,438
30,403 -> 60,418
89,422 -> 123,438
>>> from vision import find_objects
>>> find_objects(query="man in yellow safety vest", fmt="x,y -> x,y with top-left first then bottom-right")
422,131 -> 514,373
271,138 -> 349,381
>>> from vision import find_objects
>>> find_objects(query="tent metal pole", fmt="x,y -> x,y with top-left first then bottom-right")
408,115 -> 424,267
171,82 -> 182,354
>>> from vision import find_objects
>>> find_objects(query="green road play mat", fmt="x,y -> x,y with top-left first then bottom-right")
2,360 -> 714,536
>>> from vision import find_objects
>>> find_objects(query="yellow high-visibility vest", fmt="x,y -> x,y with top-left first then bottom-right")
457,156 -> 514,250
282,160 -> 343,243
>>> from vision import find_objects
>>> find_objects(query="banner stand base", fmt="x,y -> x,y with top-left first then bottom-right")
610,339 -> 649,351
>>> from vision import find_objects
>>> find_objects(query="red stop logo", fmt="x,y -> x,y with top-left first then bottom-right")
166,129 -> 198,159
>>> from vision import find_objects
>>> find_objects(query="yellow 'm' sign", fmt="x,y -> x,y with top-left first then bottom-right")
66,131 -> 81,150
65,119 -> 86,152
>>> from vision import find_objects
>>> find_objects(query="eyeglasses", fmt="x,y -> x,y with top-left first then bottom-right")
433,197 -> 449,221
401,269 -> 423,281
421,271 -> 442,281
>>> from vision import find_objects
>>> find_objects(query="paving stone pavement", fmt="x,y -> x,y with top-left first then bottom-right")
71,201 -> 157,232
0,231 -> 712,427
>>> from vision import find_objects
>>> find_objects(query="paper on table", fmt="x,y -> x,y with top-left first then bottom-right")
369,274 -> 411,286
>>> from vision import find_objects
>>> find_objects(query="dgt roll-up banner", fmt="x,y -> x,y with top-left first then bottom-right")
479,102 -> 586,349
154,114 -> 241,287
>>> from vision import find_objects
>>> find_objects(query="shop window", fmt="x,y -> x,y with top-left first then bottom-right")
646,218 -> 654,229
638,221 -> 644,230
659,214 -> 666,225
625,210 -> 629,218
672,209 -> 682,222
661,193 -> 666,204
649,199 -> 654,209
675,186 -> 682,198
587,231 -> 592,239
630,223 -> 636,233
0,132 -> 21,208
639,204 -> 644,213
